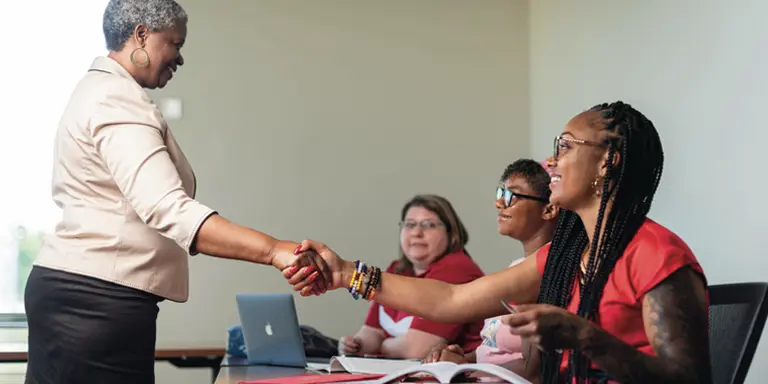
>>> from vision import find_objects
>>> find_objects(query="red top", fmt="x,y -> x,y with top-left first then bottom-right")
535,218 -> 707,379
365,250 -> 485,352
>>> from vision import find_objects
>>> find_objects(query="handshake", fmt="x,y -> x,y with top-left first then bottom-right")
270,239 -> 354,297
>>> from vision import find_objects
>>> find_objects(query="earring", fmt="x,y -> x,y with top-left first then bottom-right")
130,47 -> 150,68
592,176 -> 603,197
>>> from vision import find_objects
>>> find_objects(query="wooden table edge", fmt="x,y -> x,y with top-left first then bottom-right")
1,347 -> 226,362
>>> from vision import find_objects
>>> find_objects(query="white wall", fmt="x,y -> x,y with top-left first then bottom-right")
149,1 -> 530,382
529,1 -> 768,383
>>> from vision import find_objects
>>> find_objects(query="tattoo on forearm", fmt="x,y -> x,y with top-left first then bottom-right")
582,267 -> 712,383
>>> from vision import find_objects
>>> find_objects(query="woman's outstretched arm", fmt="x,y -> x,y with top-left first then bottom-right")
287,239 -> 543,324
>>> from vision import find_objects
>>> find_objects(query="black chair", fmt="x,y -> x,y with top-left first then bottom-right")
709,282 -> 768,384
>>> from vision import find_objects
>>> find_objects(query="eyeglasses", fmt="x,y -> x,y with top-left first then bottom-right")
399,220 -> 444,231
553,135 -> 605,160
496,187 -> 548,208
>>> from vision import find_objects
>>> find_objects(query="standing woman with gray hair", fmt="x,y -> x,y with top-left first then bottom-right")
24,1 -> 330,383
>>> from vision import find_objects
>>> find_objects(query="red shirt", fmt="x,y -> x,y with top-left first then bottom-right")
364,250 -> 485,352
535,218 -> 707,378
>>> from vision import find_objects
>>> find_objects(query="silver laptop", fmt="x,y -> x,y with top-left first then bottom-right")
235,293 -> 308,367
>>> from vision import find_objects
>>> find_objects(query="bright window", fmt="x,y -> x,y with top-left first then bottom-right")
0,0 -> 108,324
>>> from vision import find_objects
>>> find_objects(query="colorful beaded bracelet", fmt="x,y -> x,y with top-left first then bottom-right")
348,260 -> 381,301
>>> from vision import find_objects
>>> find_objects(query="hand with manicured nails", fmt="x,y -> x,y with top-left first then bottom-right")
282,239 -> 352,296
271,240 -> 332,293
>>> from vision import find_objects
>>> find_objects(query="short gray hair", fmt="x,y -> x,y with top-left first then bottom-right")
103,0 -> 188,51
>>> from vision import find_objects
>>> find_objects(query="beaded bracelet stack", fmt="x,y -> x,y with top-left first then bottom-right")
348,260 -> 381,301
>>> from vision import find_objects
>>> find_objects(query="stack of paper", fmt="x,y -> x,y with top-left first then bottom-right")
238,373 -> 383,384
313,356 -> 422,375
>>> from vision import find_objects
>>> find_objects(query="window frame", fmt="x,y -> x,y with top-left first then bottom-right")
0,314 -> 27,328
0,226 -> 37,328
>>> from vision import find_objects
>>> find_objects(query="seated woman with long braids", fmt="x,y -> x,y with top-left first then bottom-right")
288,101 -> 711,384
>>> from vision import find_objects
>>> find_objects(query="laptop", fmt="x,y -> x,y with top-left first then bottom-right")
236,293 -> 311,368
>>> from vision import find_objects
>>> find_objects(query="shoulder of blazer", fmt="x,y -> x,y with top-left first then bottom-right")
85,69 -> 169,136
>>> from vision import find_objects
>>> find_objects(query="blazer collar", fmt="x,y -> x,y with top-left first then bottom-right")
89,56 -> 137,83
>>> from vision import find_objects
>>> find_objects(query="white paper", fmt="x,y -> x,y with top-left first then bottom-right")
324,356 -> 422,375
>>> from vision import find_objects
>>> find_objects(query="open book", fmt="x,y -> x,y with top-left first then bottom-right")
308,356 -> 421,375
369,361 -> 533,384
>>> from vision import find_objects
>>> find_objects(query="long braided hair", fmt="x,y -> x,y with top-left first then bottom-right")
536,101 -> 664,383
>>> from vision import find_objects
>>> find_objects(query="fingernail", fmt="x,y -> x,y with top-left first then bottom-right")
294,245 -> 302,255
306,266 -> 316,274
308,271 -> 319,282
288,266 -> 299,274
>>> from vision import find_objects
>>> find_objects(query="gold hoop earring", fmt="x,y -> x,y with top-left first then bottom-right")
130,48 -> 150,68
592,176 -> 603,197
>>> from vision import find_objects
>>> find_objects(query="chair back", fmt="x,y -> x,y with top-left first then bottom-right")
709,282 -> 768,384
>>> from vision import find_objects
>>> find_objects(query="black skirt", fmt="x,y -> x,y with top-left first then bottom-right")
24,265 -> 162,384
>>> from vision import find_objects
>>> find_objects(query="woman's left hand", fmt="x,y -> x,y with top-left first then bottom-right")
502,304 -> 594,352
423,343 -> 466,364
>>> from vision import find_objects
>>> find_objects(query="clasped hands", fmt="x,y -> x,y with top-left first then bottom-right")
270,239 -> 348,296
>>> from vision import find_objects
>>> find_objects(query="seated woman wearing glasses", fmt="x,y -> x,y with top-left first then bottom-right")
291,101 -> 711,384
336,194 -> 485,359
424,159 -> 558,366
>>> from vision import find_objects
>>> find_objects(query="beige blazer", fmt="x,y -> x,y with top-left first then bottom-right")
35,56 -> 216,302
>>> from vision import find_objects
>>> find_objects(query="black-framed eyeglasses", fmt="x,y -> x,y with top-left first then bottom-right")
399,220 -> 445,231
496,187 -> 548,207
553,135 -> 606,160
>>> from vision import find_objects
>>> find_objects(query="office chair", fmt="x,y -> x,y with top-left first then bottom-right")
709,282 -> 768,384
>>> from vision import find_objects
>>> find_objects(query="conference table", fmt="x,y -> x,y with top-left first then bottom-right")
215,364 -> 316,384
0,342 -> 226,383
215,357 -> 332,384
214,357 -> 517,384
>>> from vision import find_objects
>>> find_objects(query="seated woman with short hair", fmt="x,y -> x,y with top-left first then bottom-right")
426,159 -> 558,366
337,194 -> 485,359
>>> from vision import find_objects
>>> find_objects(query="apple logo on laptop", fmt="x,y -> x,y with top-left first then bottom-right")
265,322 -> 273,336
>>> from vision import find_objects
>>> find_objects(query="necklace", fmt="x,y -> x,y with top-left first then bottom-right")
578,246 -> 589,285
578,246 -> 602,285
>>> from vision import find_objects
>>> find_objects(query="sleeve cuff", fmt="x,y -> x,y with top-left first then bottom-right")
184,204 -> 218,256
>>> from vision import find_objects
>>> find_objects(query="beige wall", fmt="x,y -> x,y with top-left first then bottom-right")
149,0 -> 530,382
